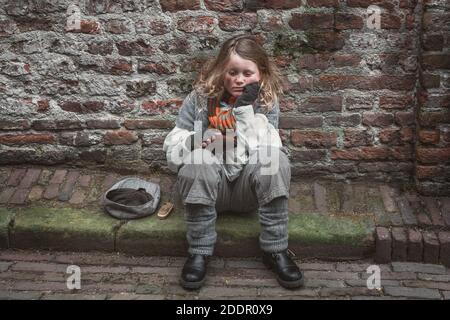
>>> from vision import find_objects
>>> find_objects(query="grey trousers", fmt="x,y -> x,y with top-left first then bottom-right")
176,147 -> 291,255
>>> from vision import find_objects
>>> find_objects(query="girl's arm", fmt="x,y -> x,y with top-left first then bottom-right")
163,91 -> 198,173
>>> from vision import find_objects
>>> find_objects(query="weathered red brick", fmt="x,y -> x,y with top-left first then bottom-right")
159,38 -> 190,54
438,231 -> 450,267
316,75 -> 415,91
18,169 -> 41,189
177,16 -> 216,34
423,231 -> 440,264
138,62 -> 177,75
379,128 -> 410,146
423,34 -> 444,51
160,0 -> 201,11
416,147 -> 450,164
381,14 -> 402,29
347,0 -> 395,9
60,101 -> 104,113
123,120 -> 174,130
6,169 -> 26,187
279,116 -> 323,129
422,54 -> 450,70
0,120 -> 30,130
380,96 -> 413,110
419,111 -> 450,127
421,74 -> 440,89
298,54 -> 331,70
395,112 -> 415,127
117,39 -> 155,56
290,149 -> 326,161
59,171 -> 80,202
334,13 -> 363,30
306,31 -> 344,51
245,0 -> 302,9
0,134 -> 55,145
344,129 -> 373,147
423,197 -> 445,227
362,113 -> 394,127
375,227 -> 392,263
300,96 -> 342,112
204,0 -> 243,11
141,100 -> 182,116
108,59 -> 133,75
291,130 -> 337,148
407,229 -> 423,262
391,146 -> 413,161
327,114 -> 361,126
85,120 -> 121,129
43,184 -> 59,200
289,13 -> 334,30
345,96 -> 373,110
392,227 -> 407,261
415,166 -> 442,180
218,13 -> 257,31
104,130 -> 139,145
419,129 -> 440,144
259,13 -> 284,31
9,188 -> 30,204
378,128 -> 402,145
332,54 -> 361,67
423,12 -> 450,32
306,0 -> 338,7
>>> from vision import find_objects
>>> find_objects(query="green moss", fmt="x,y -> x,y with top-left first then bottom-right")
118,211 -> 186,241
327,184 -> 341,213
272,33 -> 316,57
13,206 -> 116,233
10,206 -> 120,251
288,214 -> 373,246
5,203 -> 374,252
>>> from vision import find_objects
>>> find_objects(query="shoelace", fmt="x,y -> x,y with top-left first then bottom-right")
271,249 -> 297,260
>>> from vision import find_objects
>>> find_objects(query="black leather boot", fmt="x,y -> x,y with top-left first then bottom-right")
180,254 -> 208,290
262,249 -> 304,289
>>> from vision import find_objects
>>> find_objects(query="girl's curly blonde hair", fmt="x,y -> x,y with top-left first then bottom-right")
194,34 -> 283,112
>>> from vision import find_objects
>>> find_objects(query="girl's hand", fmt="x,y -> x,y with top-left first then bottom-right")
235,82 -> 260,107
202,130 -> 222,148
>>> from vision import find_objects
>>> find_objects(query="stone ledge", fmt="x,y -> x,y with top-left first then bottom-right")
1,206 -> 374,259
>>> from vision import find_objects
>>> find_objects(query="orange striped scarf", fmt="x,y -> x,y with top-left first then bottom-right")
207,94 -> 237,134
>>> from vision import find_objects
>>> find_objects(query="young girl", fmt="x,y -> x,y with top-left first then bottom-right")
163,34 -> 304,290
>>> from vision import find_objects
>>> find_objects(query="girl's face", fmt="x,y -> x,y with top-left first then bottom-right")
223,53 -> 261,97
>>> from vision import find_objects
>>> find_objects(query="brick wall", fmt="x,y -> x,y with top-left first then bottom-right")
0,0 -> 448,194
415,0 -> 450,195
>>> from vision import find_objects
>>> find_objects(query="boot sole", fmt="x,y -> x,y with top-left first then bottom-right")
179,277 -> 205,290
263,259 -> 304,289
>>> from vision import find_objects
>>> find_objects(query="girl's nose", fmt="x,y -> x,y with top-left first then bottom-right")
235,74 -> 244,84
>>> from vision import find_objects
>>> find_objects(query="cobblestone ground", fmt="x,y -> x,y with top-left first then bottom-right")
0,249 -> 449,300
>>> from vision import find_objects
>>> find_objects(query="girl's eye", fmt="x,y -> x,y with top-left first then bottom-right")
244,72 -> 252,77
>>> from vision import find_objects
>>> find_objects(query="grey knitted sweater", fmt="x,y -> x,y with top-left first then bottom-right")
163,90 -> 283,181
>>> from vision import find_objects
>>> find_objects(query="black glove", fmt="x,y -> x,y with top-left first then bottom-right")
235,82 -> 260,107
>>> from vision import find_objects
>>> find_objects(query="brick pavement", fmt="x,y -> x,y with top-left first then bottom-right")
0,249 -> 448,300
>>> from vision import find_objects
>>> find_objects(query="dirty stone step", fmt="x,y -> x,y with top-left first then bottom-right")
0,206 -> 375,260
